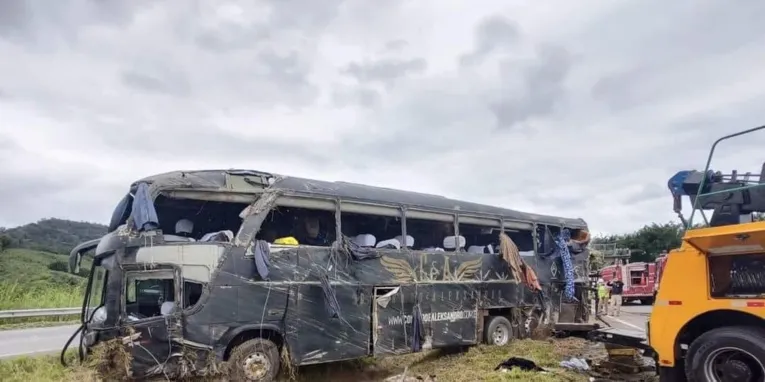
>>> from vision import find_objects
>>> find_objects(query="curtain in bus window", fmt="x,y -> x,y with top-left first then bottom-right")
130,182 -> 159,231
555,229 -> 577,301
342,235 -> 380,261
253,240 -> 271,280
410,304 -> 424,352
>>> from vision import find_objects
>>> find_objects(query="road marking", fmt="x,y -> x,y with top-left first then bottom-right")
605,316 -> 645,331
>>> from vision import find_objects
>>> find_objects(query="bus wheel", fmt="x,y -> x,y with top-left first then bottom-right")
229,338 -> 281,382
685,326 -> 765,382
484,316 -> 513,346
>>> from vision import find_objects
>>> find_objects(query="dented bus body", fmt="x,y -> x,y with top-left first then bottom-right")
66,169 -> 592,381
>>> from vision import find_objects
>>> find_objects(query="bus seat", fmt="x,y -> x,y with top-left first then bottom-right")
443,235 -> 466,251
161,301 -> 175,316
353,234 -> 377,247
376,238 -> 401,249
200,230 -> 234,242
468,245 -> 488,254
164,234 -> 195,242
395,235 -> 415,248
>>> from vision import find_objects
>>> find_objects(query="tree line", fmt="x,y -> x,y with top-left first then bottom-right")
589,212 -> 765,270
0,218 -> 107,255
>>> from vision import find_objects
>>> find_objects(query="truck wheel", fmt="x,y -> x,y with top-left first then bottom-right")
484,316 -> 513,346
229,338 -> 281,382
685,326 -> 765,382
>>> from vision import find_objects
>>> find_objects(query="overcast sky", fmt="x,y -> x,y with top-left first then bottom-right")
1,1 -> 765,235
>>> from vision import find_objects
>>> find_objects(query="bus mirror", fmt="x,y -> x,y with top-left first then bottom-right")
69,251 -> 81,274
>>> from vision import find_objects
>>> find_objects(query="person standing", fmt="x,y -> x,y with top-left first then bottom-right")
607,278 -> 625,316
597,279 -> 608,315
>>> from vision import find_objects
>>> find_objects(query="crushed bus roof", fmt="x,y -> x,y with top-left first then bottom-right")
134,169 -> 587,229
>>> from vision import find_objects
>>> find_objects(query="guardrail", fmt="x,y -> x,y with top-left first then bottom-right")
0,308 -> 80,319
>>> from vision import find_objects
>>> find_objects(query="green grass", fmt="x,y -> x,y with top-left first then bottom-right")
0,339 -> 593,382
0,248 -> 90,326
0,248 -> 88,308
0,351 -> 96,382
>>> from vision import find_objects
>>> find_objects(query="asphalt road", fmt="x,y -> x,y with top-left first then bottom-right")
0,324 -> 80,359
600,303 -> 651,333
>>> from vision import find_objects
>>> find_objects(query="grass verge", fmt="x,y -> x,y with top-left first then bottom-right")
0,338 -> 595,381
0,351 -> 96,382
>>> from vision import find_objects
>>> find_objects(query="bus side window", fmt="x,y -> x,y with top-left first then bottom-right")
404,212 -> 455,252
258,206 -> 336,247
341,210 -> 404,250
458,217 -> 501,254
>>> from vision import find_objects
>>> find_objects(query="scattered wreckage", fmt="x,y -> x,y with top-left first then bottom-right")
63,169 -> 593,381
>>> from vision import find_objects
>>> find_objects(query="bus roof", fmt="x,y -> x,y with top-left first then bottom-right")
135,169 -> 588,229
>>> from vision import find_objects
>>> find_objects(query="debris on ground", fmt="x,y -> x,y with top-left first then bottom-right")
382,366 -> 437,382
560,357 -> 591,371
494,356 -> 546,372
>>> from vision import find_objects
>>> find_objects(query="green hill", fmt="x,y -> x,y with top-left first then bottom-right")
0,218 -> 104,310
1,218 -> 107,255
0,248 -> 92,309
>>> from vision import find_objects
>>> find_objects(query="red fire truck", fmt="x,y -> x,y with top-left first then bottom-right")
599,252 -> 668,305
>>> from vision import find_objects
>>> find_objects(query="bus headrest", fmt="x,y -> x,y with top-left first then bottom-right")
467,245 -> 487,254
353,234 -> 376,247
443,235 -> 466,249
395,235 -> 414,247
376,238 -> 401,250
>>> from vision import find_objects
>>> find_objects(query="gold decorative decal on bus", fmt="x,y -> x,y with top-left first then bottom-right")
380,254 -> 483,283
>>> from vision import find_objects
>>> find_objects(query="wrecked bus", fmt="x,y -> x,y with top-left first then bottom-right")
63,169 -> 592,381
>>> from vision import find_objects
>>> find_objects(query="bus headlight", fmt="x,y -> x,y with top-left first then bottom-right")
90,306 -> 106,324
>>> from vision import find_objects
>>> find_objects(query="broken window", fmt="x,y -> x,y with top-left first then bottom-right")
341,210 -> 404,249
125,272 -> 175,320
458,217 -> 502,254
503,228 -> 535,255
404,212 -> 455,252
124,272 -> 204,320
153,195 -> 249,242
257,206 -> 336,246
184,280 -> 203,309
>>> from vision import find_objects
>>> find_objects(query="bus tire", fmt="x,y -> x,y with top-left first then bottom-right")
484,316 -> 513,346
684,326 -> 765,382
229,337 -> 281,382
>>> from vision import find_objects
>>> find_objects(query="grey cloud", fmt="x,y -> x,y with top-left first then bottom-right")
263,0 -> 345,31
336,44 -> 573,166
526,193 -> 590,210
0,0 -> 144,45
622,184 -> 667,205
332,86 -> 381,109
194,25 -> 272,53
0,143 -> 113,227
121,68 -> 192,97
193,1 -> 344,53
587,2 -> 765,111
341,58 -> 427,85
257,50 -> 315,96
89,114 -> 340,168
490,44 -> 572,129
383,39 -> 408,52
458,15 -> 520,67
